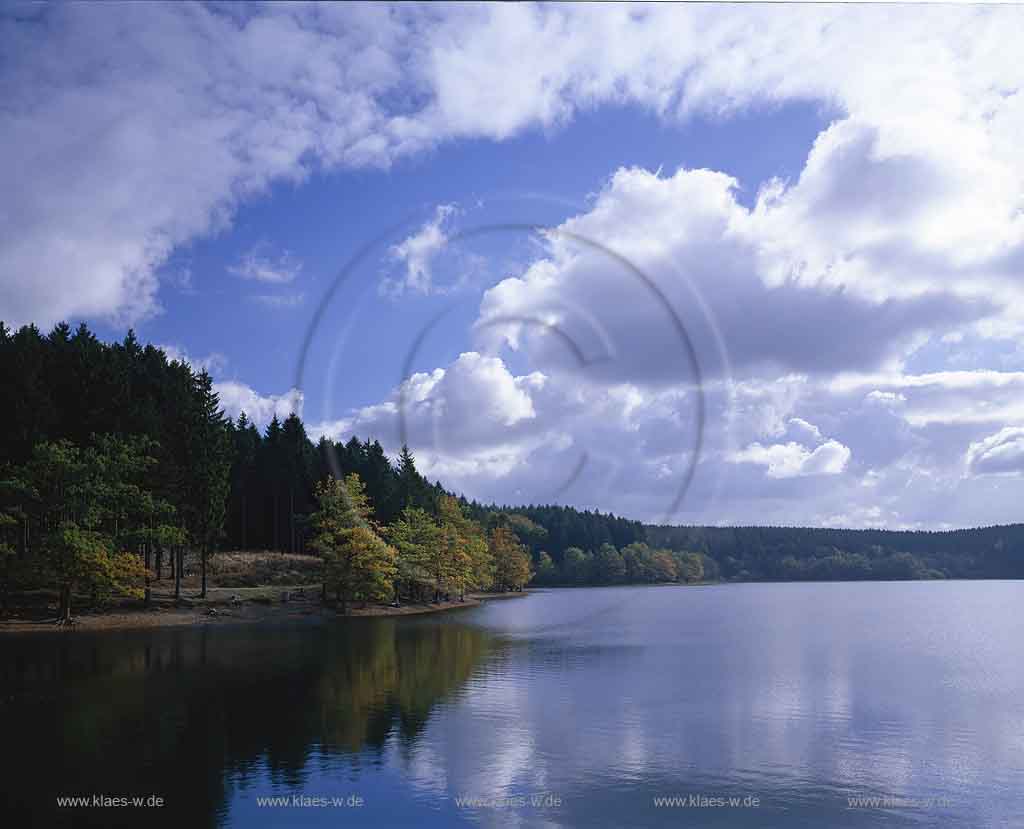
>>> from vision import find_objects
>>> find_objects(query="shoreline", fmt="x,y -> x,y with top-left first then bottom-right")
0,587 -> 530,635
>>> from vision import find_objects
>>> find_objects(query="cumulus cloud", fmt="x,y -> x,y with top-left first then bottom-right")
302,340 -> 1024,526
965,428 -> 1024,477
476,165 -> 990,391
311,352 -> 547,453
214,381 -> 303,429
731,439 -> 851,479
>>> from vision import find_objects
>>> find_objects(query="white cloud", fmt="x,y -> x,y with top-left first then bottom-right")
7,3 -> 1024,529
476,166 -> 987,395
788,417 -> 823,442
311,352 -> 544,453
229,244 -> 302,284
866,390 -> 906,406
832,370 -> 1024,427
383,204 -> 458,296
214,380 -> 303,429
303,341 -> 1024,526
965,427 -> 1024,478
0,3 -> 405,328
158,344 -> 228,376
5,4 -> 1023,331
731,439 -> 851,479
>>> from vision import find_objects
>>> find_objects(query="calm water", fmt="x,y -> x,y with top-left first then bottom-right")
2,582 -> 1024,827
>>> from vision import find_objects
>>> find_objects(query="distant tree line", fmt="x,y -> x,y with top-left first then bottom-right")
646,524 -> 1024,581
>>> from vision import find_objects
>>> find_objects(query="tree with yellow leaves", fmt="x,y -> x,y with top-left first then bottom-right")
490,525 -> 533,592
438,495 -> 493,601
310,473 -> 397,614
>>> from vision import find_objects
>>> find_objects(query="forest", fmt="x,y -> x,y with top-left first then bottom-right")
1,322 -> 1022,625
646,523 -> 1024,582
0,322 -> 535,622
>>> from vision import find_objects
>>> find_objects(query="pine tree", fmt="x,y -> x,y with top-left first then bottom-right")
394,444 -> 433,515
184,371 -> 232,597
9,437 -> 170,624
281,413 -> 313,554
228,413 -> 260,550
259,416 -> 285,551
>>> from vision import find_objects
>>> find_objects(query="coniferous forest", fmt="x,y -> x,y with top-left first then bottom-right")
1,322 -> 1023,625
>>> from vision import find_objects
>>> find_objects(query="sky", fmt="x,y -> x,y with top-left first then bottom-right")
2,2 -> 1024,529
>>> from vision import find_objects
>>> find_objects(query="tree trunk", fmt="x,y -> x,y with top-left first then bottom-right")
273,492 -> 280,551
58,584 -> 72,625
144,543 -> 152,606
174,547 -> 182,602
241,495 -> 247,550
200,545 -> 207,598
156,546 -> 163,581
0,549 -> 11,613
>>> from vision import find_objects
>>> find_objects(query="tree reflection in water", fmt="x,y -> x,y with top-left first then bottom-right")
0,618 -> 496,828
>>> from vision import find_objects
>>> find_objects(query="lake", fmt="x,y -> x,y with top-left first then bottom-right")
2,581 -> 1023,827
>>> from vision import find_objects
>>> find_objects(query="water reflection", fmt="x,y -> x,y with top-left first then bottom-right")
3,583 -> 1024,828
0,619 -> 496,828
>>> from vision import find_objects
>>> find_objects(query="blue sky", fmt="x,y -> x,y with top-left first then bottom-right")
3,3 -> 1024,528
142,99 -> 830,416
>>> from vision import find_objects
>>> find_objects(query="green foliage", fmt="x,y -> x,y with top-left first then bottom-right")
645,524 -> 1024,582
534,551 -> 558,585
562,547 -> 592,585
672,550 -> 704,583
489,525 -> 533,591
438,495 -> 493,598
387,506 -> 441,598
4,436 -> 173,620
594,543 -> 626,584
310,474 -> 398,612
5,320 -> 1024,605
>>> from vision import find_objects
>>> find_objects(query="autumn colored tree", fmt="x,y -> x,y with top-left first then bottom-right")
438,495 -> 492,601
490,525 -> 533,592
310,474 -> 397,614
9,437 -> 175,624
672,550 -> 704,583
